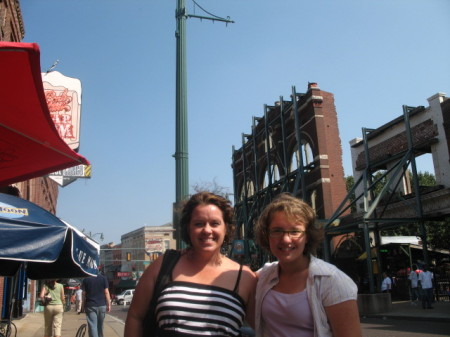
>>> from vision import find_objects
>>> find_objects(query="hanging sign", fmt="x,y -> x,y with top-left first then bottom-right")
42,71 -> 82,152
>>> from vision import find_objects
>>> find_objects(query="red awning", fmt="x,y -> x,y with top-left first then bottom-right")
0,42 -> 89,186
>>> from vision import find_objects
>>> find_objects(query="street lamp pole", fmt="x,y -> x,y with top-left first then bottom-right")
173,1 -> 233,249
174,0 -> 189,250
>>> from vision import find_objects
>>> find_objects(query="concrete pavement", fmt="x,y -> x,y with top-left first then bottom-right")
12,310 -> 124,337
363,300 -> 450,322
10,300 -> 450,336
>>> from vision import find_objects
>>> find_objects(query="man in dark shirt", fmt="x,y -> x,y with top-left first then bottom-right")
82,273 -> 111,337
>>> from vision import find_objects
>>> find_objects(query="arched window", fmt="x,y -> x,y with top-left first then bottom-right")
290,141 -> 314,172
262,164 -> 281,187
240,180 -> 255,199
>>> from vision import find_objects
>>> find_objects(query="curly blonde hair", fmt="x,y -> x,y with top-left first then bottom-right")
255,193 -> 324,256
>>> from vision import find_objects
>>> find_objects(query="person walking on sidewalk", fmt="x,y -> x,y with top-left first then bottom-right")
418,265 -> 434,309
75,287 -> 83,314
408,264 -> 420,305
82,272 -> 112,337
39,279 -> 65,337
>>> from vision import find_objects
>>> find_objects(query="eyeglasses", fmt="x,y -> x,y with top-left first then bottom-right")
268,229 -> 305,238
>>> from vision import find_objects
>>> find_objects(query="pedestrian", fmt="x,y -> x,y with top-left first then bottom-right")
75,287 -> 83,314
253,193 -> 361,337
82,272 -> 112,337
418,265 -> 434,309
381,272 -> 392,293
408,264 -> 420,305
125,191 -> 257,336
38,279 -> 65,337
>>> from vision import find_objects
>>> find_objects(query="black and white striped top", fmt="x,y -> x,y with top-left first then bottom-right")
155,281 -> 245,336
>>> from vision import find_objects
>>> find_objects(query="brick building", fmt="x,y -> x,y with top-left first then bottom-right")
0,0 -> 60,318
106,224 -> 176,294
231,82 -> 349,267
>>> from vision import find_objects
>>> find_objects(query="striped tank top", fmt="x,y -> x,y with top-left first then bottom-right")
155,266 -> 245,336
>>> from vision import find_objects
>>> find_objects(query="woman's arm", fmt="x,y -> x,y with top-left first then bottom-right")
325,300 -> 362,337
38,285 -> 46,301
124,254 -> 164,337
104,288 -> 112,313
243,267 -> 257,329
60,284 -> 65,305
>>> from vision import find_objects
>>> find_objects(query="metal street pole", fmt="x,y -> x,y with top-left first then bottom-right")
174,0 -> 189,250
173,1 -> 234,250
175,0 -> 189,206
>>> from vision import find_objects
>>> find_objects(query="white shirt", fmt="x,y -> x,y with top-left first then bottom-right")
381,276 -> 392,291
408,270 -> 419,288
75,289 -> 83,300
418,271 -> 434,289
255,256 -> 358,337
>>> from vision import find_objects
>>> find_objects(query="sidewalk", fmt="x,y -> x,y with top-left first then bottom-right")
363,300 -> 450,322
10,301 -> 449,336
12,310 -> 124,337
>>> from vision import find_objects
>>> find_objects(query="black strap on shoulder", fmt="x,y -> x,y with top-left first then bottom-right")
233,264 -> 244,293
153,249 -> 181,296
143,249 -> 181,334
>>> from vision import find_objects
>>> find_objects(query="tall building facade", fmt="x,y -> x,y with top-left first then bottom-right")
105,224 -> 176,294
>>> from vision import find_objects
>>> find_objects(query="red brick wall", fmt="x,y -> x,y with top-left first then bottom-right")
0,0 -> 24,42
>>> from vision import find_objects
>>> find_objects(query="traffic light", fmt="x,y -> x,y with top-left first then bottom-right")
126,252 -> 131,261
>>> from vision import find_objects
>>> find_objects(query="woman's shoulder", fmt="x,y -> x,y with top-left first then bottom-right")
257,261 -> 278,275
309,256 -> 342,274
223,256 -> 254,273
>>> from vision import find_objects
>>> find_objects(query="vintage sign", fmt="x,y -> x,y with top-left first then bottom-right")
42,71 -> 82,151
117,272 -> 132,277
145,239 -> 163,254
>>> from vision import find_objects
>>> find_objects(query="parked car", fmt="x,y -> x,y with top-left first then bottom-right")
115,289 -> 135,305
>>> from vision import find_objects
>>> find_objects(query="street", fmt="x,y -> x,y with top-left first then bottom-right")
360,317 -> 450,337
110,304 -> 129,323
109,305 -> 450,336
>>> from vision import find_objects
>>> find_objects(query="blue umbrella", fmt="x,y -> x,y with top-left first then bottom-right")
0,193 -> 99,279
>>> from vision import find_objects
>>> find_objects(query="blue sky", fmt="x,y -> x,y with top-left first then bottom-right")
21,0 -> 450,244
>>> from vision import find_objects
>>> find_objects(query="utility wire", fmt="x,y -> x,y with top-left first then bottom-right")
191,0 -> 230,21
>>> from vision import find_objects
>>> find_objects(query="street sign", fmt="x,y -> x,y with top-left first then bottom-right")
49,164 -> 91,178
48,164 -> 91,186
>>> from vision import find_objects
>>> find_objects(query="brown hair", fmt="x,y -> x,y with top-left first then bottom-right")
255,193 -> 324,256
180,191 -> 235,247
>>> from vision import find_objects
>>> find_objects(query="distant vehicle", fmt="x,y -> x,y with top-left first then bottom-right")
115,289 -> 134,305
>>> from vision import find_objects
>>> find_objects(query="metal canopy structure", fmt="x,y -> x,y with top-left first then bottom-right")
324,104 -> 450,293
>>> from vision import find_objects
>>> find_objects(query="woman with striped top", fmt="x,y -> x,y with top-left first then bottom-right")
125,192 -> 257,336
254,193 -> 362,337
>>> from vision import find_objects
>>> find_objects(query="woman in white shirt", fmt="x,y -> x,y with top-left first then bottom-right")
253,193 -> 361,337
